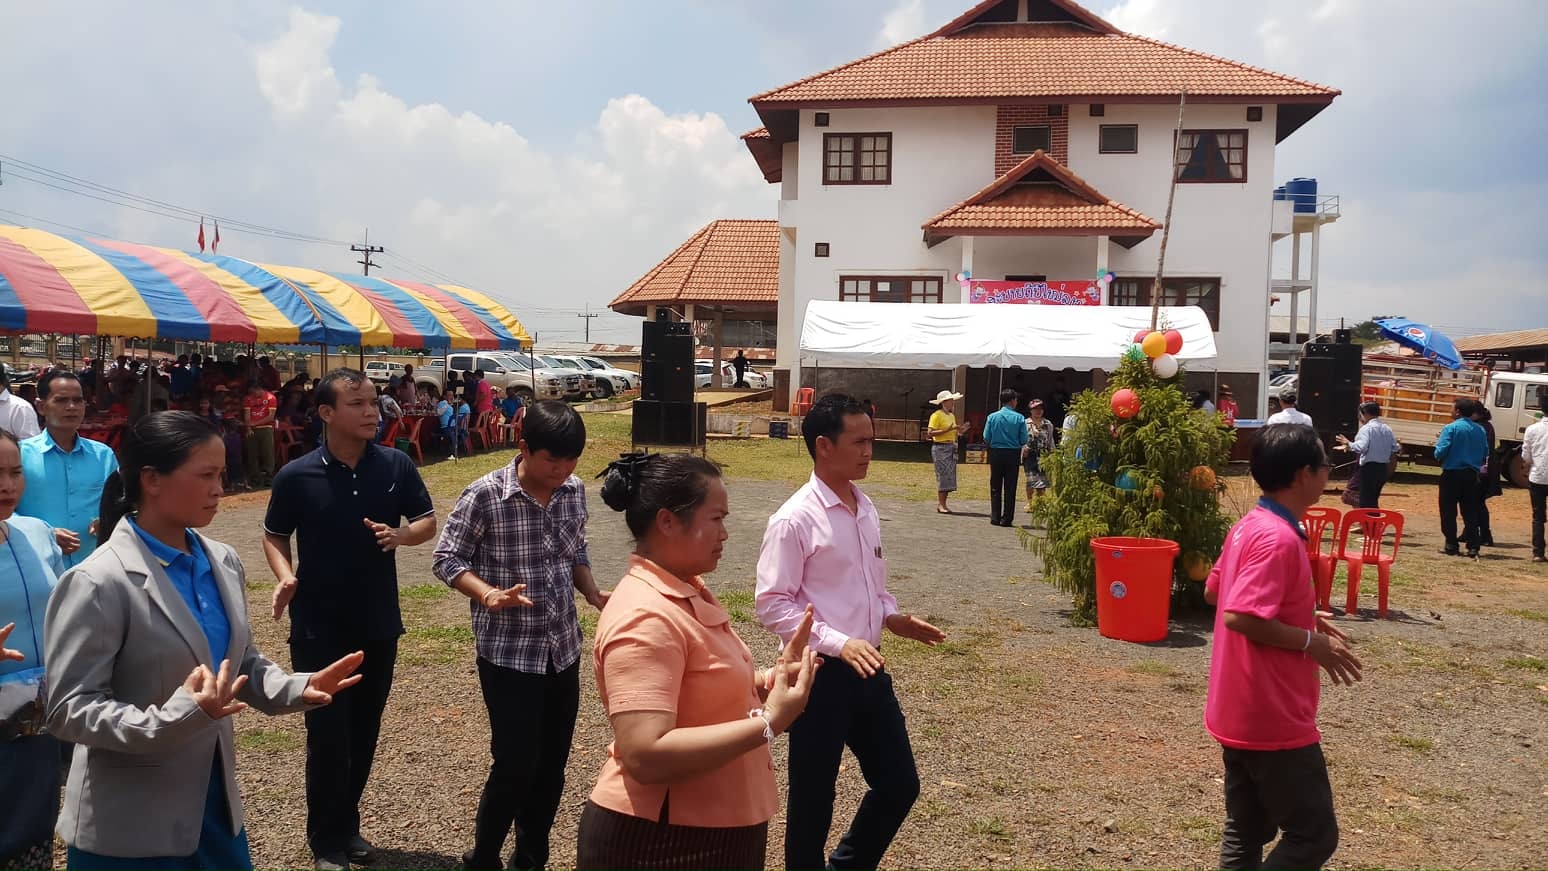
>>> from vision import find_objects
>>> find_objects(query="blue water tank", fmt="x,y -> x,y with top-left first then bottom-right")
1273,185 -> 1288,201
1285,177 -> 1318,214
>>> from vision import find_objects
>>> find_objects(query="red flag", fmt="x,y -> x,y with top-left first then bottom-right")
212,220 -> 220,254
197,218 -> 206,253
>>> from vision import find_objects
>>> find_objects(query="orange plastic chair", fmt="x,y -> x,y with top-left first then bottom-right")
1300,506 -> 1343,611
794,387 -> 815,417
469,410 -> 493,452
400,416 -> 426,465
377,418 -> 401,447
1336,508 -> 1405,618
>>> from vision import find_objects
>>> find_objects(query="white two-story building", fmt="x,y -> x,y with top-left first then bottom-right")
616,0 -> 1339,420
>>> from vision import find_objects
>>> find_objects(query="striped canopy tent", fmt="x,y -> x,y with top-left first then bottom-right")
0,225 -> 327,343
375,278 -> 531,350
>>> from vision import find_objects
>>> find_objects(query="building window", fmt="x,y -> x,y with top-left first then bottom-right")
1099,125 -> 1138,154
824,133 -> 891,184
1090,104 -> 1105,116
1246,106 -> 1263,122
815,112 -> 831,127
1110,277 -> 1222,330
814,242 -> 830,258
839,275 -> 943,304
1012,125 -> 1051,154
1175,130 -> 1247,182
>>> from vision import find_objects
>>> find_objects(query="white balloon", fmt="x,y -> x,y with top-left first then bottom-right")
1152,353 -> 1179,379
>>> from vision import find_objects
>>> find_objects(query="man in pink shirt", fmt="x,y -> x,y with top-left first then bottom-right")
756,393 -> 946,871
1204,423 -> 1363,870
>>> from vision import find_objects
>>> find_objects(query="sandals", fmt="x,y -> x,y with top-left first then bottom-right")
936,506 -> 951,514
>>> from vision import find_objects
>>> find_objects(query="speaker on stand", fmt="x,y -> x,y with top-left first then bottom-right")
1297,339 -> 1363,436
635,310 -> 704,450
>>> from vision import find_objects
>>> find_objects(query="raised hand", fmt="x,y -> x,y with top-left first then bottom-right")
483,584 -> 534,611
840,637 -> 885,679
1308,633 -> 1363,687
764,647 -> 817,734
184,660 -> 249,720
1,623 -> 25,662
363,518 -> 404,552
302,650 -> 365,705
886,612 -> 946,646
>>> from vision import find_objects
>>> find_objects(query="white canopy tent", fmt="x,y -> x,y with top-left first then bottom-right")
798,301 -> 1218,371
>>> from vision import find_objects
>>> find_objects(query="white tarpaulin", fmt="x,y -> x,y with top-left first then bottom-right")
798,301 -> 1218,371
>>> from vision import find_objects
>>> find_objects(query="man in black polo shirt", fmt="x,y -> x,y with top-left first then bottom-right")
264,368 -> 438,870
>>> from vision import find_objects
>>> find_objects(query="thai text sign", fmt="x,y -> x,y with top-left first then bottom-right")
966,280 -> 1103,306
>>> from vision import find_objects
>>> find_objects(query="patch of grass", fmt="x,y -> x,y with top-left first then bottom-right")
245,579 -> 274,592
1503,608 -> 1548,623
577,607 -> 599,639
967,816 -> 1013,843
717,589 -> 756,624
1177,815 -> 1220,843
1387,734 -> 1435,754
237,730 -> 302,752
1126,659 -> 1176,676
400,584 -> 449,601
401,624 -> 475,665
1503,656 -> 1548,672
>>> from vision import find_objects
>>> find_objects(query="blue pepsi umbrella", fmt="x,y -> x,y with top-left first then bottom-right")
1373,318 -> 1464,370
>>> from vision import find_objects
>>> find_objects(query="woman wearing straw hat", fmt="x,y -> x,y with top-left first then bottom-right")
1023,399 -> 1056,515
926,390 -> 970,514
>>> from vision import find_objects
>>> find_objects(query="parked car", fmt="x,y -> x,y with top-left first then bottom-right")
417,352 -> 569,402
577,356 -> 640,397
363,360 -> 407,386
533,355 -> 592,399
693,360 -> 769,390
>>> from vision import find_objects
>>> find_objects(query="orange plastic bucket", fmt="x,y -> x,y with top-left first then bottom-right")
1090,537 -> 1180,642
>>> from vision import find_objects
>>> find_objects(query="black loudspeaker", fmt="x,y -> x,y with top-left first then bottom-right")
1333,328 -> 1353,345
632,400 -> 706,446
641,319 -> 694,402
1298,342 -> 1363,434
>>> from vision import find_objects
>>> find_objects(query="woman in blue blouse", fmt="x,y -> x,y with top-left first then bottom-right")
0,426 -> 68,870
43,412 -> 365,870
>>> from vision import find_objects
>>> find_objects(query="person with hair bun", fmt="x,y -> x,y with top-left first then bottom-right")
576,452 -> 817,871
43,411 -> 364,870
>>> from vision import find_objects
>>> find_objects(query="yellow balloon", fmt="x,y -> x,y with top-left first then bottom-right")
1141,331 -> 1167,359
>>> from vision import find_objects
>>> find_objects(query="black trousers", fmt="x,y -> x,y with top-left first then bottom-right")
1220,743 -> 1338,870
1530,482 -> 1547,558
468,657 -> 580,871
291,636 -> 399,854
1357,461 -> 1389,508
987,448 -> 1021,525
785,659 -> 920,871
1438,468 -> 1482,552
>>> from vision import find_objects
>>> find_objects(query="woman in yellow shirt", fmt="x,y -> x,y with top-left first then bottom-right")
926,390 -> 970,514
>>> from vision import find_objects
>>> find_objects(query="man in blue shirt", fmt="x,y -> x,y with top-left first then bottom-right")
18,370 -> 119,567
1434,398 -> 1488,557
983,388 -> 1028,527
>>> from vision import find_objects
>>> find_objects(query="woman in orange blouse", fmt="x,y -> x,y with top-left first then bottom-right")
578,452 -> 817,870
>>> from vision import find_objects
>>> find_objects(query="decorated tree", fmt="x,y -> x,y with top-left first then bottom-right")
1025,333 -> 1235,624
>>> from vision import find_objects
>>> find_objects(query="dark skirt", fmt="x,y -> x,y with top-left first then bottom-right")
0,734 -> 60,869
575,801 -> 767,871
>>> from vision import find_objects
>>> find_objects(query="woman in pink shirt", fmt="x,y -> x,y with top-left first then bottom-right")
577,452 -> 817,870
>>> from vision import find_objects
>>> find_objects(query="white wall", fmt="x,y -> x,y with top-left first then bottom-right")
778,103 -> 1282,385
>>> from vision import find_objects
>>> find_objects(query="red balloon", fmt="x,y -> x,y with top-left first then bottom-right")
1164,329 -> 1184,355
1110,388 -> 1141,419
1132,329 -> 1149,344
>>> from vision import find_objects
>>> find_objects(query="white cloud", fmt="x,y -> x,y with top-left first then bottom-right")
877,0 -> 929,48
254,8 -> 341,117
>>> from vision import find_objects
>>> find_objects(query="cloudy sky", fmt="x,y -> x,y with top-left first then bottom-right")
1,0 -> 1543,344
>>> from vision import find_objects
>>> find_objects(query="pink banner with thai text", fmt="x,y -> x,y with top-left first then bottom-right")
966,279 -> 1103,306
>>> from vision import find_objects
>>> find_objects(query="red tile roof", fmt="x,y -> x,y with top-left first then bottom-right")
741,127 -> 784,184
922,150 -> 1160,246
609,220 -> 780,315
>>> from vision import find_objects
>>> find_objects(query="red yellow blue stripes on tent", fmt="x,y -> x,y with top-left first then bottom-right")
0,224 -> 532,351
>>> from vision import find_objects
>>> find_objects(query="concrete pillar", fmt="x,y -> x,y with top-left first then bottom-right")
1308,222 -> 1321,343
1095,235 -> 1110,303
1288,233 -> 1301,348
645,304 -> 657,321
959,236 -> 975,302
711,308 -> 724,388
683,303 -> 695,324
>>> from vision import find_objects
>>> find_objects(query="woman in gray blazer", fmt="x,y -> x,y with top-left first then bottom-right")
44,412 -> 365,870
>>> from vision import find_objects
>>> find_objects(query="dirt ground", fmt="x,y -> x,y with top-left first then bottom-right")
92,445 -> 1548,869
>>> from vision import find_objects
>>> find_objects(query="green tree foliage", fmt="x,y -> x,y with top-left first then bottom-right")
1025,352 -> 1235,624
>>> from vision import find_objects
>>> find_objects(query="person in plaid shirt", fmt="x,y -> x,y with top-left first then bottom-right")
432,400 -> 609,871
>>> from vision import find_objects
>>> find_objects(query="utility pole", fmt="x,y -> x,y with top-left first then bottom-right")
577,304 -> 599,343
351,228 -> 384,276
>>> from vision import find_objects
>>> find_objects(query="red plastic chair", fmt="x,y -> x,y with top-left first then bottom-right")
469,410 -> 494,452
794,387 -> 815,417
1300,506 -> 1343,611
1336,508 -> 1405,618
378,418 -> 401,447
400,416 -> 426,465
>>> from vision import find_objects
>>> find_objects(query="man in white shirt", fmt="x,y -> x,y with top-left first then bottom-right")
1265,391 -> 1315,429
0,367 -> 41,438
1521,394 -> 1548,563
